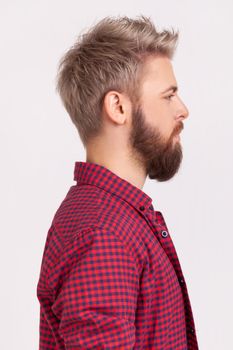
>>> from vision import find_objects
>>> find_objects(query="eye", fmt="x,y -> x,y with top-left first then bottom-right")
165,94 -> 175,100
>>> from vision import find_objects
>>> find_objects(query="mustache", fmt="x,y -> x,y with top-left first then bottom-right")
173,121 -> 184,136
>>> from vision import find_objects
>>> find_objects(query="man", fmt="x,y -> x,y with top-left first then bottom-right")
37,15 -> 199,349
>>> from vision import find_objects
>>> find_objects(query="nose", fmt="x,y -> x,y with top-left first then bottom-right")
177,98 -> 189,121
182,103 -> 189,119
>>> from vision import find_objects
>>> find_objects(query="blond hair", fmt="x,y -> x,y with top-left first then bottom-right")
55,15 -> 179,147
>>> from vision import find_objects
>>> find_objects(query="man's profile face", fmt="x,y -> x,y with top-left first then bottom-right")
128,55 -> 189,181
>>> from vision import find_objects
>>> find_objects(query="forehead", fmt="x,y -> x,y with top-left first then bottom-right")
140,55 -> 177,93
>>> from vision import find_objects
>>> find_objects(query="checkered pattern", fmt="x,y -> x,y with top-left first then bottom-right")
37,161 -> 199,349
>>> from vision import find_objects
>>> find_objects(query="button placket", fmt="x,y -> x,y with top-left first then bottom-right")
139,206 -> 198,346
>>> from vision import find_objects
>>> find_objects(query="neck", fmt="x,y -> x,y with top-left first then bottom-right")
86,150 -> 147,191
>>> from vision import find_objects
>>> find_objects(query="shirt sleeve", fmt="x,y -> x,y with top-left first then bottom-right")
49,226 -> 139,349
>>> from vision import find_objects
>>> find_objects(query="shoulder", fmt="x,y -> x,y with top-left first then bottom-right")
46,184 -> 147,278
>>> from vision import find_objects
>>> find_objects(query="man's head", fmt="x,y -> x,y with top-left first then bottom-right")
56,15 -> 189,182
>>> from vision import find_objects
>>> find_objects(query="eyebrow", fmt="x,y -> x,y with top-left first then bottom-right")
161,85 -> 178,94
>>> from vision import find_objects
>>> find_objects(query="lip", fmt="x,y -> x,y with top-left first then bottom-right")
174,134 -> 180,141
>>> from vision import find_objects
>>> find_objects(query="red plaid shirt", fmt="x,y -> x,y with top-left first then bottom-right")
37,161 -> 199,349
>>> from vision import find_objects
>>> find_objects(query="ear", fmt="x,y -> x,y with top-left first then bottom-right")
102,90 -> 132,125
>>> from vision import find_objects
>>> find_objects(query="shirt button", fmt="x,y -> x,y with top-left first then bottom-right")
161,230 -> 168,237
189,327 -> 195,334
139,205 -> 145,211
179,278 -> 185,284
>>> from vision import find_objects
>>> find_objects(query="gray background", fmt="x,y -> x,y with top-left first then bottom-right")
1,1 -> 232,349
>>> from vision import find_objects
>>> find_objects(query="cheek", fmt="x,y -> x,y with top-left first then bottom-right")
155,111 -> 173,139
157,104 -> 175,137
142,100 -> 164,124
141,98 -> 173,137
160,124 -> 173,140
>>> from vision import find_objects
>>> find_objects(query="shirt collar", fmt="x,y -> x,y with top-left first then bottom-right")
73,161 -> 153,212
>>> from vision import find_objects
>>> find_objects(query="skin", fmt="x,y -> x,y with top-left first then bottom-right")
86,54 -> 189,190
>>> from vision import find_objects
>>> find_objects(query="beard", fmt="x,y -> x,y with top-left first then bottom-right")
128,104 -> 184,182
